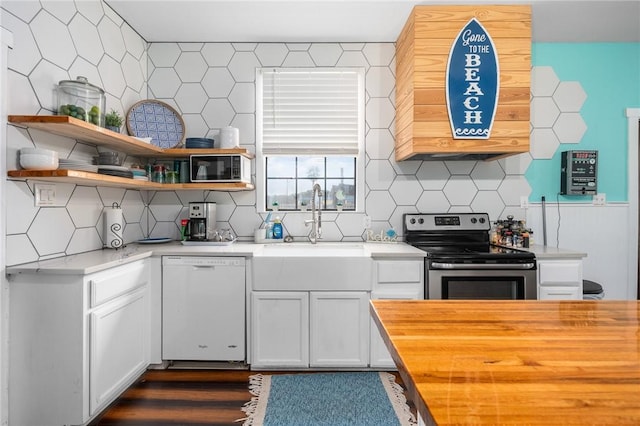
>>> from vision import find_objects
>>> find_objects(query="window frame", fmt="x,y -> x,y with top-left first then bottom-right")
255,67 -> 366,213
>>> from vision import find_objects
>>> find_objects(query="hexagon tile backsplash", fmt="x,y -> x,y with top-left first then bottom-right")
2,2 -> 588,266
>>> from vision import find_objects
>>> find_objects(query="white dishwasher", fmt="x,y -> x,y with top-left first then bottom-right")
162,256 -> 246,361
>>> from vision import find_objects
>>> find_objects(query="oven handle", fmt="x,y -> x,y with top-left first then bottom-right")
431,262 -> 536,270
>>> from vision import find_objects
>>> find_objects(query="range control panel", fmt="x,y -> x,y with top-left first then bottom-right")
404,213 -> 491,232
560,150 -> 598,195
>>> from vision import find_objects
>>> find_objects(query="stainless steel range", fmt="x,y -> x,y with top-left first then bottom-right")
403,212 -> 537,300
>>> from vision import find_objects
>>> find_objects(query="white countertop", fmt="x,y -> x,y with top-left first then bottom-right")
5,240 -> 426,275
516,244 -> 588,260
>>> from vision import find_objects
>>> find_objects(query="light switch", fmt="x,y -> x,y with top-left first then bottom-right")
34,183 -> 56,206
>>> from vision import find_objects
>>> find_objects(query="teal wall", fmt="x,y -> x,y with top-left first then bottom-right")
527,43 -> 640,202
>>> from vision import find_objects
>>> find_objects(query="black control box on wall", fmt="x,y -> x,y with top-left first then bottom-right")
560,150 -> 598,195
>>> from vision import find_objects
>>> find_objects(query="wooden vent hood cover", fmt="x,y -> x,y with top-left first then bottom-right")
395,5 -> 531,161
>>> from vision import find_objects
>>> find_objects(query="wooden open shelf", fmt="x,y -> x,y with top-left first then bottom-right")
7,170 -> 254,191
7,115 -> 255,191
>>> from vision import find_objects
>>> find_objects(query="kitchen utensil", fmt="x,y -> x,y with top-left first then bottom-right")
126,100 -> 185,148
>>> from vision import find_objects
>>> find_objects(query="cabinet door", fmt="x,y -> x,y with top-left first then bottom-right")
251,292 -> 309,368
539,285 -> 582,300
310,291 -> 369,368
538,260 -> 583,300
90,286 -> 149,415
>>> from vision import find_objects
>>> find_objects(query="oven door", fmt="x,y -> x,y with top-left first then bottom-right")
427,264 -> 537,300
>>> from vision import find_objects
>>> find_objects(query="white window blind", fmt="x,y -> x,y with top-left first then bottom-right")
259,68 -> 363,155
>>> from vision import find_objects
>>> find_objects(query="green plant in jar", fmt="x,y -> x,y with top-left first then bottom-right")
105,109 -> 124,129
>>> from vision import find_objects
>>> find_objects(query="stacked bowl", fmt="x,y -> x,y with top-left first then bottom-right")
19,148 -> 59,170
185,137 -> 214,149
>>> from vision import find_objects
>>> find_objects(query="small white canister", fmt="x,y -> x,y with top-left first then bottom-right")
219,126 -> 239,148
104,202 -> 124,249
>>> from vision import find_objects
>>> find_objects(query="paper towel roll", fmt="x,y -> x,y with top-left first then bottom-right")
219,126 -> 239,148
104,204 -> 123,249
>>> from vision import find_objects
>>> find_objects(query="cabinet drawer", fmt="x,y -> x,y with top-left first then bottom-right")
538,260 -> 581,285
376,260 -> 422,283
90,261 -> 149,307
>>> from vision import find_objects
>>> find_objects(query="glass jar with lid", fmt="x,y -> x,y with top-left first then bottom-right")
56,76 -> 106,126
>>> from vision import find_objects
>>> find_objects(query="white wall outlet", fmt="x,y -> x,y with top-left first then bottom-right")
593,193 -> 606,206
34,183 -> 56,206
363,215 -> 372,228
520,196 -> 529,209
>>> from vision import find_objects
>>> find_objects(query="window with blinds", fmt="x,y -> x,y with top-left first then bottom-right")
256,68 -> 365,212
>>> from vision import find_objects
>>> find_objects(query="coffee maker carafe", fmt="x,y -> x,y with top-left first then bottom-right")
185,202 -> 216,241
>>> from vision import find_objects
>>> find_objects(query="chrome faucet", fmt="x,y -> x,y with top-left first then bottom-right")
304,183 -> 322,244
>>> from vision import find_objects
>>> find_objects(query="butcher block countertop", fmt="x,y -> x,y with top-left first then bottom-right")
370,300 -> 640,425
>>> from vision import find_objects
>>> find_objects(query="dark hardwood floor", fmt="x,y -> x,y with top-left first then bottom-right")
90,369 -> 414,426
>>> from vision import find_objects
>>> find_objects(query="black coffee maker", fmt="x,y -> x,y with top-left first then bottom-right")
184,202 -> 216,241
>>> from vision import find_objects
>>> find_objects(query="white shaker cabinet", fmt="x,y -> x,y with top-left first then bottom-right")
370,259 -> 424,369
537,259 -> 583,300
9,260 -> 151,426
251,292 -> 309,368
310,291 -> 369,368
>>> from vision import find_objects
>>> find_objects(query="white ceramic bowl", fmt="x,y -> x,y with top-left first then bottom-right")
20,149 -> 59,170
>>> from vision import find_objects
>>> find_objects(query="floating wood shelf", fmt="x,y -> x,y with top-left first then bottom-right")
7,170 -> 254,191
7,115 -> 255,191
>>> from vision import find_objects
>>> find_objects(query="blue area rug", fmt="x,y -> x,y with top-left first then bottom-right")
240,372 -> 416,426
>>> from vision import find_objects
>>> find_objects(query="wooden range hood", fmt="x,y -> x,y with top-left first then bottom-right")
395,5 -> 531,161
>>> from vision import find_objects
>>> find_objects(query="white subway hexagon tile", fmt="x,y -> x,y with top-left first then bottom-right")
121,190 -> 145,223
98,55 -> 126,98
179,43 -> 204,52
554,113 -> 587,144
530,128 -> 560,159
28,208 -> 75,256
416,161 -> 450,190
148,43 -> 181,67
31,11 -> 76,69
255,43 -> 288,66
531,66 -> 560,97
366,66 -> 395,98
448,205 -> 473,213
182,113 -> 209,139
149,192 -> 183,222
365,191 -> 396,221
366,97 -> 395,129
341,43 -> 365,51
201,43 -> 235,66
281,51 -> 315,67
530,97 -> 560,128
68,187 -> 103,228
230,113 -> 255,145
317,221 -> 344,241
202,99 -> 235,129
148,68 -> 181,98
8,71 -> 40,115
362,43 -> 395,67
97,17 -> 126,61
471,161 -> 506,190
229,189 -> 256,206
28,128 -> 74,157
553,81 -> 587,112
389,206 -> 418,237
204,192 -> 236,221
6,181 -> 38,234
443,176 -> 478,206
445,160 -> 476,175
286,43 -> 310,51
416,191 -> 450,213
365,159 -> 396,190
5,235 -> 39,267
67,227 -> 102,255
175,83 -> 208,114
336,51 -> 369,69
391,159 -> 421,175
335,213 -> 367,237
149,221 -> 180,240
41,1 -> 76,23
3,11 -> 41,75
308,43 -> 343,66
229,82 -> 255,114
232,43 -> 257,52
69,14 -> 103,65
202,68 -> 235,98
470,191 -> 505,221
121,87 -> 144,113
498,152 -> 532,175
389,176 -> 423,205
228,51 -> 261,82
69,56 -> 103,89
229,205 -> 262,238
175,51 -> 208,82
6,125 -> 33,171
1,1 -> 40,21
97,187 -> 126,208
121,53 -> 145,92
29,55 -> 69,111
123,223 -> 145,244
498,175 -> 532,206
76,0 -> 104,25
121,24 -> 146,60
366,128 -> 394,160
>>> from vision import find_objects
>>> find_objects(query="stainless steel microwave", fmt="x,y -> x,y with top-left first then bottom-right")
190,154 -> 251,183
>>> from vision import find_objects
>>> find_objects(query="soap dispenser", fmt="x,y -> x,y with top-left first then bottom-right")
272,216 -> 283,240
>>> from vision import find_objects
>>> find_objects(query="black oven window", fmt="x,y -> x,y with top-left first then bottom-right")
442,277 -> 526,300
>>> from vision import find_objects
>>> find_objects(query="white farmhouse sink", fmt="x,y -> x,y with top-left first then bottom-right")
252,242 -> 373,291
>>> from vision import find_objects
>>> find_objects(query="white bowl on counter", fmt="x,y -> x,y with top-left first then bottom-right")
19,148 -> 59,170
